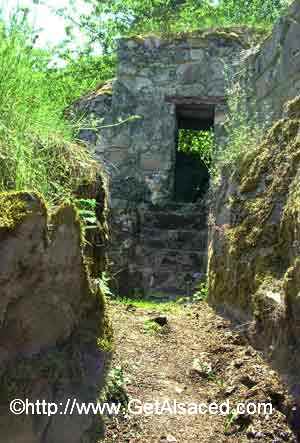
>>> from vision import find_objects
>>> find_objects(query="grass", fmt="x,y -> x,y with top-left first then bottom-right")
112,297 -> 183,314
0,9 -> 103,206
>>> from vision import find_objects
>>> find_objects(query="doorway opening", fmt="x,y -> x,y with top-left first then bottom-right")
174,103 -> 215,203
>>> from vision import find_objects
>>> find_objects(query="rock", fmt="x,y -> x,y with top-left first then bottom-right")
160,435 -> 177,442
190,357 -> 213,378
244,347 -> 257,357
235,412 -> 252,428
151,315 -> 168,326
126,304 -> 137,312
224,385 -> 237,396
232,359 -> 244,368
0,192 -> 111,443
276,431 -> 290,441
239,375 -> 257,388
247,429 -> 265,439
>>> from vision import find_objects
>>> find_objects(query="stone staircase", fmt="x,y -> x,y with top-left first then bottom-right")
136,202 -> 208,299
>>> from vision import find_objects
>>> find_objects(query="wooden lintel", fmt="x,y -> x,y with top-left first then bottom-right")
165,95 -> 226,106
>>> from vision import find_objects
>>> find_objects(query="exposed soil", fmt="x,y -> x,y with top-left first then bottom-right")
103,300 -> 298,443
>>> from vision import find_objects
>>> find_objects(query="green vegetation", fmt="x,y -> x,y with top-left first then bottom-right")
101,366 -> 129,407
143,319 -> 163,335
62,0 -> 289,51
212,83 -> 269,179
0,8 -> 112,205
113,297 -> 182,313
0,0 -> 288,205
178,129 -> 215,170
192,281 -> 209,302
96,272 -> 114,298
75,198 -> 98,227
0,192 -> 36,229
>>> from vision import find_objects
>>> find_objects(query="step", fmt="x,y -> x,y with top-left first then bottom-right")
140,228 -> 208,251
140,269 -> 206,298
140,209 -> 208,230
134,247 -> 207,270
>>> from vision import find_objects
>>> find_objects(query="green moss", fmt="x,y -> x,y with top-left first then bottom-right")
95,82 -> 113,96
210,99 -> 300,323
285,96 -> 300,119
0,191 -> 47,230
0,301 -> 112,404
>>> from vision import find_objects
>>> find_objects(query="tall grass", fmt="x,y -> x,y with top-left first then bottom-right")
0,9 -> 97,204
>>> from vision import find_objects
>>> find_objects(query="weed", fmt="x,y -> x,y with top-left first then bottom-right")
178,129 -> 215,171
96,272 -> 114,298
192,282 -> 209,302
75,198 -> 98,228
213,81 -> 271,177
224,409 -> 239,433
101,366 -> 129,408
143,319 -> 163,335
0,8 -> 104,205
192,357 -> 214,378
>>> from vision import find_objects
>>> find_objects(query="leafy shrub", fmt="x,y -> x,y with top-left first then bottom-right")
193,282 -> 209,302
178,129 -> 215,170
101,366 -> 129,408
75,198 -> 98,227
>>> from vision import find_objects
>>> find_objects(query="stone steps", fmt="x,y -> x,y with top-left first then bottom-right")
136,204 -> 208,299
135,247 -> 207,269
140,269 -> 206,299
140,228 -> 207,251
140,208 -> 207,230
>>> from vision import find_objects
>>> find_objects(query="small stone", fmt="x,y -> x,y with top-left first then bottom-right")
190,357 -> 213,378
239,375 -> 257,388
126,304 -> 136,312
244,347 -> 256,357
151,315 -> 168,326
225,385 -> 237,396
233,359 -> 243,368
160,435 -> 177,442
235,412 -> 252,428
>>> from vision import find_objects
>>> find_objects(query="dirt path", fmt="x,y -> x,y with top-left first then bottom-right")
103,300 -> 297,443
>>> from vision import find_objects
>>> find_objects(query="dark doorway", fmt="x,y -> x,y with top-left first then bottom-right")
174,103 -> 215,203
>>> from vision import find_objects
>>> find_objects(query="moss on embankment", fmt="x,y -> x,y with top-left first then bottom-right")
208,97 -> 300,379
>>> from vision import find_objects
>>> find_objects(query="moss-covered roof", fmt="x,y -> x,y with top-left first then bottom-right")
122,25 -> 269,49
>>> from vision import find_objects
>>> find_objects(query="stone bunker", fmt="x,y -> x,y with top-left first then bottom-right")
75,29 -> 257,298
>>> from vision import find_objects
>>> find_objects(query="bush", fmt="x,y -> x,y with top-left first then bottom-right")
178,129 -> 215,170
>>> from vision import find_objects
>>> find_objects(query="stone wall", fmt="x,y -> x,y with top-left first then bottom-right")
207,0 -> 300,384
240,1 -> 300,123
0,190 -> 111,443
76,31 -> 250,205
75,30 -> 252,297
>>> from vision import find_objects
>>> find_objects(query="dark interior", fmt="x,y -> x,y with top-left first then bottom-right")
174,103 -> 215,203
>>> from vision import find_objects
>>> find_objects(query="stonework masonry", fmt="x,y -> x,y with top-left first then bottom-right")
240,1 -> 300,123
75,29 -> 251,297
